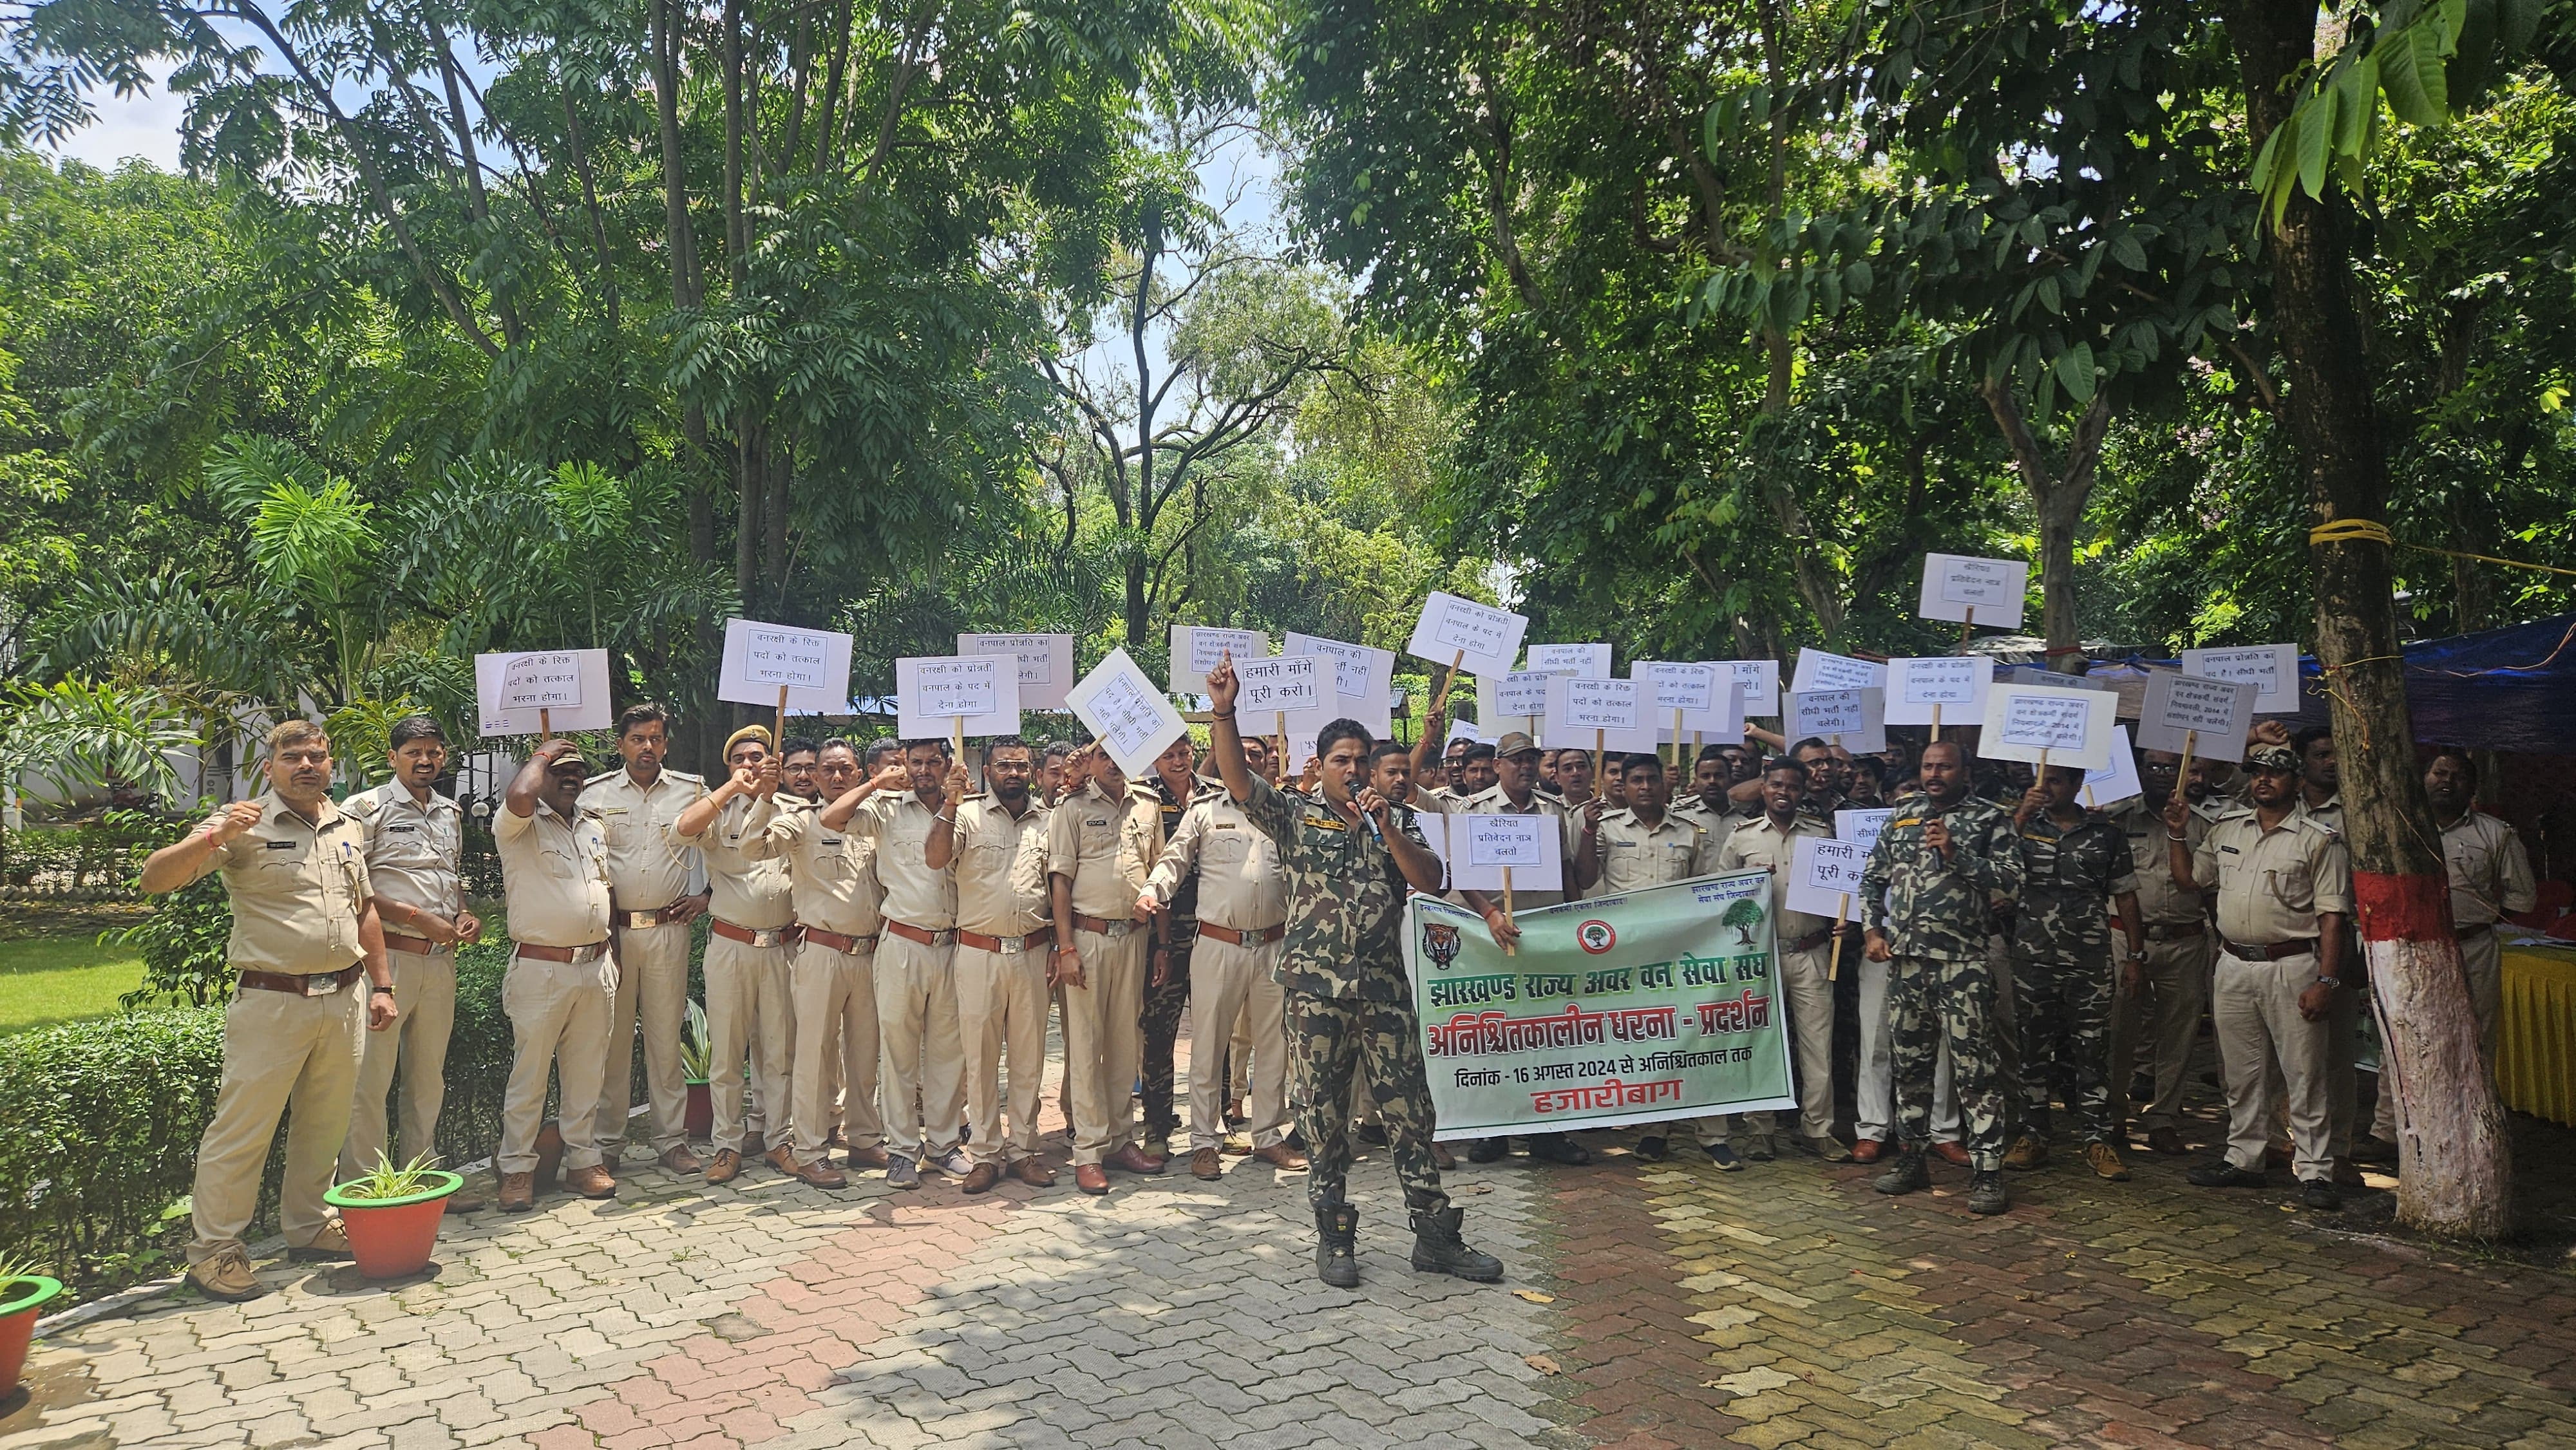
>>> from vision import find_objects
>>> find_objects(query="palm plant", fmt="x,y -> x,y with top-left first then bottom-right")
0,679 -> 201,803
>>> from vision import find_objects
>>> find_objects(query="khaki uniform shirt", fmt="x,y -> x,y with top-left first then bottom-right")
494,798 -> 612,948
1591,807 -> 1715,894
1147,791 -> 1287,931
741,797 -> 883,938
343,782 -> 462,921
951,793 -> 1054,938
2441,811 -> 2537,927
857,791 -> 957,931
2109,797 -> 2204,928
2188,806 -> 2352,947
581,767 -> 705,910
1456,785 -> 1573,908
187,791 -> 372,974
1716,812 -> 1832,939
1046,780 -> 1164,921
671,794 -> 795,930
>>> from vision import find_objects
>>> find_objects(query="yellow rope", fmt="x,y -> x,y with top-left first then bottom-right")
2310,517 -> 2576,579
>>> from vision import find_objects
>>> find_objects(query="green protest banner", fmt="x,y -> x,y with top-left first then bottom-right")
1403,872 -> 1795,1138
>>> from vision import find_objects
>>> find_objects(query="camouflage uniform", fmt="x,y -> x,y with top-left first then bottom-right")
2010,809 -> 2137,1146
1137,773 -> 1209,1144
1236,773 -> 1445,1214
1861,791 -> 2025,1171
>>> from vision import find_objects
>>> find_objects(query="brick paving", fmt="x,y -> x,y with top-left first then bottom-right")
7,1039 -> 2576,1449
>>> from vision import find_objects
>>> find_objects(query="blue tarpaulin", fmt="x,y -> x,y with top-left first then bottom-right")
2286,614 -> 2576,755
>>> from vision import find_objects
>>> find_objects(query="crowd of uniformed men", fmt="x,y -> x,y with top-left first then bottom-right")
142,659 -> 2533,1303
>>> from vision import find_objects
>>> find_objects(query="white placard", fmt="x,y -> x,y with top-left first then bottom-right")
2134,672 -> 2257,755
1282,632 -> 1396,702
474,649 -> 613,737
1234,655 -> 1324,716
2084,725 -> 2143,808
718,619 -> 855,715
1066,648 -> 1190,778
2181,644 -> 2300,714
1786,836 -> 1870,919
1835,809 -> 1893,852
1480,670 -> 1557,724
1648,678 -> 1745,744
1978,682 -> 2114,770
895,656 -> 1021,740
1918,553 -> 2031,628
1712,660 -> 1783,715
1791,648 -> 1886,693
1542,675 -> 1659,755
1172,626 -> 1271,685
1882,656 -> 1992,725
1446,718 -> 1483,746
1632,661 -> 1714,712
1788,688 -> 1886,753
959,634 -> 1075,711
1524,643 -> 1611,677
1420,810 -> 1567,894
1405,591 -> 1530,681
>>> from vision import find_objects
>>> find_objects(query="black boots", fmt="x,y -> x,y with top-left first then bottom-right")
1873,1147 -> 1930,1196
1967,1169 -> 2009,1215
1408,1203 -> 1504,1281
1315,1202 -> 1360,1287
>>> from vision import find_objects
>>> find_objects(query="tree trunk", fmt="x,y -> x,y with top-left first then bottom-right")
2229,0 -> 2510,1238
1982,384 -> 2109,673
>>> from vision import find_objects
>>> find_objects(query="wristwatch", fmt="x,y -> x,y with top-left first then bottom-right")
2313,974 -> 2340,989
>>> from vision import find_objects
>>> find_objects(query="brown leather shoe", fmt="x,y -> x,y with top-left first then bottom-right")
1850,1138 -> 1883,1164
1220,1133 -> 1255,1156
1010,1157 -> 1056,1188
960,1162 -> 1001,1194
289,1218 -> 355,1261
567,1164 -> 618,1200
187,1247 -> 265,1302
1252,1141 -> 1310,1170
2333,1159 -> 2366,1189
764,1144 -> 799,1176
1191,1147 -> 1223,1180
2146,1127 -> 2188,1156
2083,1142 -> 2131,1182
2002,1135 -> 2049,1171
845,1144 -> 891,1170
705,1149 -> 741,1185
1433,1140 -> 1457,1171
796,1158 -> 849,1189
826,1127 -> 849,1149
1075,1163 -> 1110,1194
1931,1142 -> 1973,1167
497,1170 -> 536,1212
1108,1144 -> 1167,1175
660,1144 -> 704,1174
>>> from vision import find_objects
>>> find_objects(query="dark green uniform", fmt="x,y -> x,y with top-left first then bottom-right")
2011,809 -> 2136,1146
1236,773 -> 1444,1214
1861,791 -> 2025,1171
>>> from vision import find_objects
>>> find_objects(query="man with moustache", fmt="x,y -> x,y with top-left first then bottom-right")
2108,748 -> 2212,1156
672,726 -> 800,1184
580,703 -> 709,1174
929,736 -> 1059,1192
848,739 -> 970,1187
493,737 -> 621,1210
1048,742 -> 1167,1191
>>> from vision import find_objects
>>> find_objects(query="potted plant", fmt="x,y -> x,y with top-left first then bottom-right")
323,1154 -> 463,1280
681,999 -> 714,1138
1,1256 -> 65,1398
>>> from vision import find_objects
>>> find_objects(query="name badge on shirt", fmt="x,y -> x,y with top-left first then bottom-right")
265,839 -> 297,851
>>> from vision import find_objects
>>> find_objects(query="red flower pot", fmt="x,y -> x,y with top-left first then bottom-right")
685,1080 -> 714,1138
0,1275 -> 65,1395
324,1171 -> 463,1279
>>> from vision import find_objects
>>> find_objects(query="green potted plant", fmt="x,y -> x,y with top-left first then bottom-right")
0,1256 -> 65,1397
681,999 -> 714,1139
323,1153 -> 463,1279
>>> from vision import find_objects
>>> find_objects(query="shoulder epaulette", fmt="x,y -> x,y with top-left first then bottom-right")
582,770 -> 622,789
344,788 -> 382,818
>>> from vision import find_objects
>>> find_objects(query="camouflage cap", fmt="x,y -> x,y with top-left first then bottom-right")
2245,742 -> 2299,773
1494,731 -> 1542,759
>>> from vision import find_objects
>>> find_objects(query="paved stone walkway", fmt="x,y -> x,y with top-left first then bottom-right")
8,1033 -> 2576,1450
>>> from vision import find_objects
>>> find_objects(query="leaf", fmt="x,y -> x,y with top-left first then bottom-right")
2296,94 -> 2332,202
1513,1289 -> 1556,1303
2380,19 -> 2447,127
1526,1354 -> 1562,1375
2056,343 -> 2098,404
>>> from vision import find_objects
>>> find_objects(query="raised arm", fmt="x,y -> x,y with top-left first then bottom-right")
1206,656 -> 1254,804
141,799 -> 263,895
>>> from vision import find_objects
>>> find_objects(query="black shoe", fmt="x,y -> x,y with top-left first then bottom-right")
1634,1135 -> 1668,1163
2187,1160 -> 2268,1189
1467,1136 -> 1507,1164
1967,1170 -> 2009,1215
1530,1133 -> 1591,1165
1873,1149 -> 1930,1196
1315,1202 -> 1360,1288
1744,1139 -> 1776,1163
2300,1178 -> 2343,1211
1356,1122 -> 1389,1147
1408,1203 -> 1504,1282
2350,1135 -> 2400,1165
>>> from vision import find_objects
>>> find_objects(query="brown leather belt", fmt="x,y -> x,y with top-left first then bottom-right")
1785,927 -> 1833,954
801,925 -> 877,954
237,964 -> 364,996
2455,921 -> 2495,939
381,931 -> 451,957
619,899 -> 690,930
883,918 -> 955,948
710,918 -> 800,949
1197,921 -> 1285,947
956,927 -> 1056,954
2145,920 -> 2206,942
2222,937 -> 2318,962
1073,912 -> 1142,937
514,940 -> 611,964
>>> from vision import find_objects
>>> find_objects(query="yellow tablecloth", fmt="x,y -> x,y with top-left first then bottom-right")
2499,945 -> 2576,1126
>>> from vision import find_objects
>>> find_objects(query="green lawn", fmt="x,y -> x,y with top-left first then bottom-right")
0,932 -> 147,1036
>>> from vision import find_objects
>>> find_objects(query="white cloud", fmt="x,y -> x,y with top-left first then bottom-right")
43,68 -> 185,173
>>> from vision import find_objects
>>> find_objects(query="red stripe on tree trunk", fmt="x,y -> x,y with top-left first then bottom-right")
2353,870 -> 2450,943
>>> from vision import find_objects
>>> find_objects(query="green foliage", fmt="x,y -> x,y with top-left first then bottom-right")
0,680 -> 200,802
0,811 -> 178,901
334,1151 -> 444,1201
111,870 -> 232,1009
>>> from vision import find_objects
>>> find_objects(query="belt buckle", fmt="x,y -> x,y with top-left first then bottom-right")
750,927 -> 782,948
625,910 -> 662,929
1106,920 -> 1134,939
306,971 -> 346,997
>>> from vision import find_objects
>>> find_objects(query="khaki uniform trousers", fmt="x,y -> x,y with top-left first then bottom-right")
705,934 -> 792,1154
1188,934 -> 1287,1152
2109,932 -> 2211,1135
191,976 -> 366,1263
598,920 -> 692,1157
875,932 -> 965,1160
791,939 -> 881,1162
954,941 -> 1051,1167
1721,942 -> 1836,1145
1231,1001 -> 1255,1099
1060,927 -> 1148,1165
339,946 -> 455,1180
2370,927 -> 2503,1139
500,948 -> 616,1173
2214,948 -> 2333,1180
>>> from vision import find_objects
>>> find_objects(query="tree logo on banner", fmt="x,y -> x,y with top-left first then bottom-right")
1422,921 -> 1464,970
1723,898 -> 1765,946
1578,919 -> 1618,954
